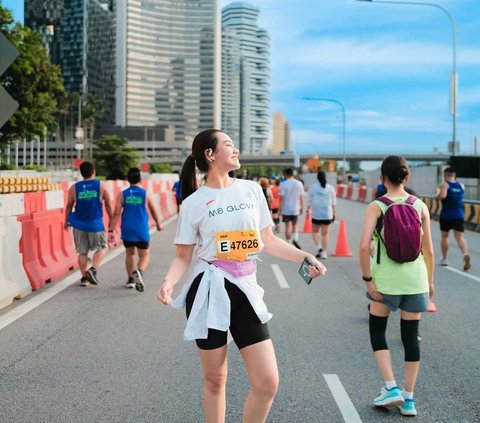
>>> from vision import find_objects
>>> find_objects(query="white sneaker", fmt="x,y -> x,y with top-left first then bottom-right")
320,251 -> 327,259
125,279 -> 135,289
132,269 -> 144,292
440,257 -> 449,266
374,386 -> 405,408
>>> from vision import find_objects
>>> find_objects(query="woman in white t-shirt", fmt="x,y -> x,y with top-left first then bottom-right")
156,129 -> 326,423
306,171 -> 337,259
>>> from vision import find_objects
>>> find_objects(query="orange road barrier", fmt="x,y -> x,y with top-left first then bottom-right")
332,219 -> 352,257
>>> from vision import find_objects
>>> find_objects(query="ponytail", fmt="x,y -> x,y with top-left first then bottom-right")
179,155 -> 197,200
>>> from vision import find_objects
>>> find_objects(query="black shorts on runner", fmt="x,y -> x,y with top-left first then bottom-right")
123,240 -> 150,250
282,214 -> 298,224
439,218 -> 464,233
312,218 -> 333,226
185,273 -> 271,350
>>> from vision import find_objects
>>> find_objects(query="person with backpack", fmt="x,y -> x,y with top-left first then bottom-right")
359,155 -> 434,417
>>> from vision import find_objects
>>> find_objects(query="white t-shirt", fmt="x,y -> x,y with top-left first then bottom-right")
175,179 -> 273,261
279,178 -> 304,215
307,182 -> 337,220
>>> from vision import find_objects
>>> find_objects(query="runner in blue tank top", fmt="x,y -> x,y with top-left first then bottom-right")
434,167 -> 471,270
64,161 -> 113,287
108,168 -> 162,292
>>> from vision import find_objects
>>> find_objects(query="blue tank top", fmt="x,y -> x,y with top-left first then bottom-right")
68,179 -> 104,232
121,185 -> 150,242
440,181 -> 464,220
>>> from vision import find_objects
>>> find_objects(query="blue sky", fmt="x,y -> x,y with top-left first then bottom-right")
3,0 -> 480,157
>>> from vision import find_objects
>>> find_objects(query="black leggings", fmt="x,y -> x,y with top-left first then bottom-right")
186,273 -> 271,350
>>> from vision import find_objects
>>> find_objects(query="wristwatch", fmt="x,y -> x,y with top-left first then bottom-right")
362,276 -> 373,282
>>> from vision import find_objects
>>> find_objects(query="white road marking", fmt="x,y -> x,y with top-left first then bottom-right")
0,218 -> 177,331
324,374 -> 363,423
444,266 -> 480,282
271,264 -> 290,288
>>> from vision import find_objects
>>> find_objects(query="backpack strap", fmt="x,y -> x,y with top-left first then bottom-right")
405,195 -> 418,205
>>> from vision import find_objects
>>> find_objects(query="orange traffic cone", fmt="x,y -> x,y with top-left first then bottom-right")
427,300 -> 437,312
303,212 -> 312,233
332,219 -> 352,257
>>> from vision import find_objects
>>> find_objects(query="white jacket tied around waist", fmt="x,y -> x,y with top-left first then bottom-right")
171,260 -> 273,342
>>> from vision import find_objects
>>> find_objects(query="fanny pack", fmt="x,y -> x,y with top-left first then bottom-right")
210,259 -> 257,278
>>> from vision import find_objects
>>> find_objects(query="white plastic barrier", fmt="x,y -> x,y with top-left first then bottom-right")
351,186 -> 359,201
46,190 -> 64,210
0,193 -> 25,217
3,216 -> 31,299
0,217 -> 32,310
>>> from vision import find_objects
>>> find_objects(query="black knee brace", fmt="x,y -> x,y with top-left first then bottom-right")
401,319 -> 420,362
273,217 -> 280,225
369,314 -> 389,351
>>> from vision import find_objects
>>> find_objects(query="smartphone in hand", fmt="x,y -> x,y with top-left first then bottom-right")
298,256 -> 316,285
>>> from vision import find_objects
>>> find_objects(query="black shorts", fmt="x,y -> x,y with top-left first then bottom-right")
312,218 -> 333,226
271,208 -> 279,214
282,214 -> 298,224
185,273 -> 271,350
123,240 -> 149,250
439,218 -> 464,233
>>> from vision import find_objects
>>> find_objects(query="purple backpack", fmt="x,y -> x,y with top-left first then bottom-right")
375,195 -> 422,264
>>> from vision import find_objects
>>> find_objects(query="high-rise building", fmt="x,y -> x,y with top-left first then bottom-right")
221,2 -> 270,155
115,0 -> 220,147
25,0 -> 116,126
221,27 -> 241,146
272,112 -> 291,154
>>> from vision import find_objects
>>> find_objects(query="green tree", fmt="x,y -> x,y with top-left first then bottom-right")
93,135 -> 140,179
0,5 -> 65,149
82,93 -> 104,161
150,163 -> 172,173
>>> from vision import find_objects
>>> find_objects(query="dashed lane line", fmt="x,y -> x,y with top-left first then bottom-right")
324,374 -> 363,423
0,217 -> 177,332
271,264 -> 290,288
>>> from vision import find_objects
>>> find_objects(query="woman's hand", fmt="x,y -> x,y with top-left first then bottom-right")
366,281 -> 383,301
308,257 -> 327,278
157,280 -> 173,305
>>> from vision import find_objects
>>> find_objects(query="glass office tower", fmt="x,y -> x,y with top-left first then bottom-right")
116,0 -> 220,146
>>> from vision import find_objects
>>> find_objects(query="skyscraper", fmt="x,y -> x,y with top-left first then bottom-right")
272,112 -> 291,154
115,0 -> 220,146
221,1 -> 270,155
25,0 -> 116,126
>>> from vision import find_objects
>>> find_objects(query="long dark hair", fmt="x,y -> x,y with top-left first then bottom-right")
317,171 -> 327,188
179,129 -> 223,200
381,155 -> 409,185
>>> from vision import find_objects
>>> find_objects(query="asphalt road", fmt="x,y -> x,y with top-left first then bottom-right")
0,198 -> 479,423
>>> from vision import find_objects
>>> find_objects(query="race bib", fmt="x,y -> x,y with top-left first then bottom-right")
215,229 -> 260,261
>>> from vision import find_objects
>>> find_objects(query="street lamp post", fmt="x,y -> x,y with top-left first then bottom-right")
303,97 -> 347,181
356,0 -> 458,154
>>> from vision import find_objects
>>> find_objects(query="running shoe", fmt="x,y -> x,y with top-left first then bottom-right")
463,254 -> 471,271
80,276 -> 89,287
374,386 -> 405,408
132,269 -> 144,293
315,248 -> 323,258
292,240 -> 301,249
320,251 -> 327,259
440,258 -> 449,266
398,398 -> 417,416
84,267 -> 99,285
126,277 -> 135,289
